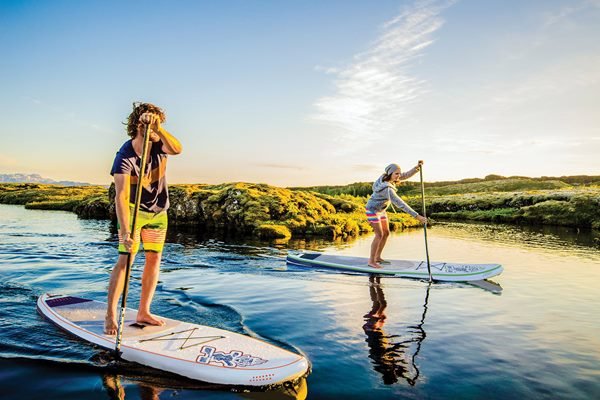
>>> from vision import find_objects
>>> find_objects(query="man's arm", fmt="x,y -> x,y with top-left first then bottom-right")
140,112 -> 183,155
157,126 -> 183,155
146,114 -> 182,155
114,173 -> 132,247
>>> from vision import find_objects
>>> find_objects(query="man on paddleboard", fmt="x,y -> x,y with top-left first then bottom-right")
104,102 -> 183,335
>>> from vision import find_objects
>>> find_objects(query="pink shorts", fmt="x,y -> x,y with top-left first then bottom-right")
366,210 -> 387,224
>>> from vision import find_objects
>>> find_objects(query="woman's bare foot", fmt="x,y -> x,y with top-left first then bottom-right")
104,314 -> 118,335
372,319 -> 385,329
136,313 -> 165,327
368,262 -> 382,269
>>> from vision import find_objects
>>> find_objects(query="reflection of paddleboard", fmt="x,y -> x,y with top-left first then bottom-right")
466,279 -> 503,294
286,252 -> 503,281
37,294 -> 309,386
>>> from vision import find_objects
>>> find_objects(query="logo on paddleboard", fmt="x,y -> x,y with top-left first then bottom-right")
442,264 -> 483,273
197,345 -> 268,368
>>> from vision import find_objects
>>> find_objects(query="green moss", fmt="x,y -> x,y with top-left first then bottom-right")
428,190 -> 600,229
0,183 -> 108,214
256,224 -> 292,240
434,208 -> 518,223
387,212 -> 422,230
7,177 -> 597,239
25,200 -> 78,211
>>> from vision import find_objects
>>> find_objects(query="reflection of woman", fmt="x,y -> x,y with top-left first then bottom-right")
363,276 -> 387,328
362,276 -> 399,384
362,276 -> 429,386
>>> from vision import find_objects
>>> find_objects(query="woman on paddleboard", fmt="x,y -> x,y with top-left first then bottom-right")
365,162 -> 427,269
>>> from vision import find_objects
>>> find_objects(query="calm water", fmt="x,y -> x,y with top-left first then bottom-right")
0,204 -> 599,399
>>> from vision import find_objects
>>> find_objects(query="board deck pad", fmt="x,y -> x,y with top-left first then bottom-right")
286,252 -> 503,281
37,294 -> 309,386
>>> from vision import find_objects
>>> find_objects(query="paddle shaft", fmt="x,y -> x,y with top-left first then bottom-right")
419,166 -> 432,282
115,122 -> 152,356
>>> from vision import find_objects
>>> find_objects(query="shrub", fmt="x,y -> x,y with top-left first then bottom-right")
256,224 -> 292,240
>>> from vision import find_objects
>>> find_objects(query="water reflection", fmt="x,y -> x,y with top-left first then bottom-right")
466,278 -> 503,294
361,276 -> 503,386
362,276 -> 431,386
102,374 -> 162,400
100,371 -> 308,400
110,223 -> 346,255
437,221 -> 600,258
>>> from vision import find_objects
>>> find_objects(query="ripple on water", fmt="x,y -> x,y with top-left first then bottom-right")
1,204 -> 600,399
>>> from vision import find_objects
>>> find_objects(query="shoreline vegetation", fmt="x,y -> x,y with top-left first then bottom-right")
1,174 -> 599,240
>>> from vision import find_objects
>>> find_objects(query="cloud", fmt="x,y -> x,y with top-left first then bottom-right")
253,163 -> 305,170
426,51 -> 600,158
490,55 -> 600,106
314,65 -> 340,75
432,136 -> 585,156
542,0 -> 600,28
311,0 -> 454,152
352,163 -> 381,172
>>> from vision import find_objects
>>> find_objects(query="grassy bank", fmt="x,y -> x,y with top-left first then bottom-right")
165,183 -> 420,239
0,183 -> 110,218
0,183 -> 420,240
415,188 -> 600,229
302,175 -> 600,231
2,175 -> 599,240
297,174 -> 600,197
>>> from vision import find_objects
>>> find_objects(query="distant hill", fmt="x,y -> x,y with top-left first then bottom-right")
0,173 -> 92,186
293,174 -> 600,197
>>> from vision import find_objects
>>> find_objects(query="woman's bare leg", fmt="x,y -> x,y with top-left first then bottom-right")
375,218 -> 390,262
369,222 -> 383,268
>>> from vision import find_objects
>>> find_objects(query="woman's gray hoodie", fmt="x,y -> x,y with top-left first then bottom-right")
365,166 -> 419,217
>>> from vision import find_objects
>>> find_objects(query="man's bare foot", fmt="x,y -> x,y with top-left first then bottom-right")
136,313 -> 165,327
368,262 -> 382,269
104,315 -> 118,335
376,259 -> 391,264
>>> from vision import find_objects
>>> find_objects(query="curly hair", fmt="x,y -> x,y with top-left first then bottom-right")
125,102 -> 166,138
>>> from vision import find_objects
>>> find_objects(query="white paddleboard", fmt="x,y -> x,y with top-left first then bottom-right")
286,252 -> 503,281
37,294 -> 309,386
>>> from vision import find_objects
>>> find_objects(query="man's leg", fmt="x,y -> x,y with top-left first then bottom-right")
105,253 -> 132,335
106,213 -> 141,335
137,251 -> 165,326
136,210 -> 168,326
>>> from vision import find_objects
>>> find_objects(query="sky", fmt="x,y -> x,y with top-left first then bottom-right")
1,0 -> 599,186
